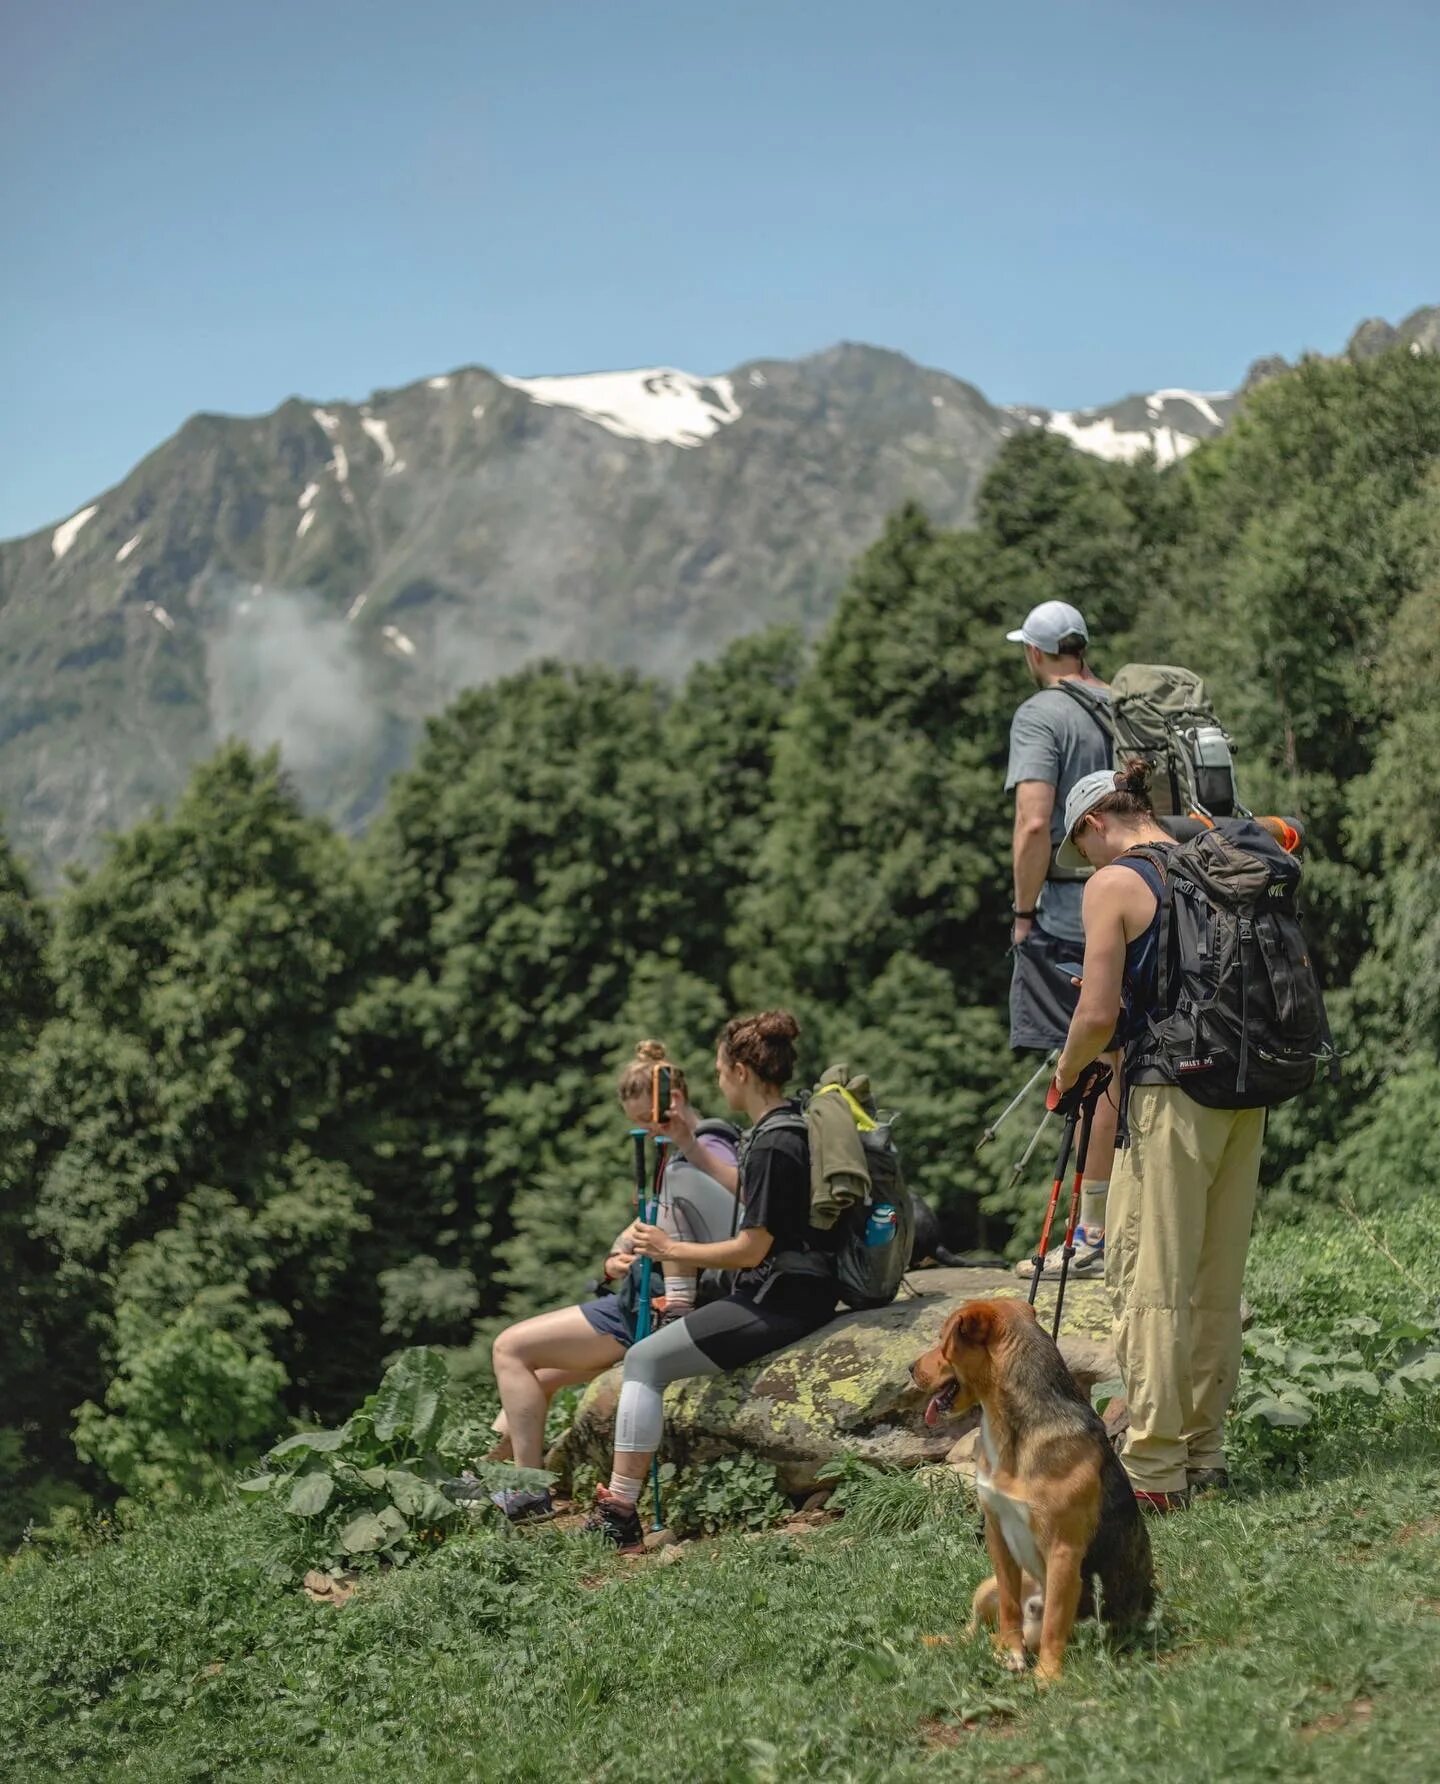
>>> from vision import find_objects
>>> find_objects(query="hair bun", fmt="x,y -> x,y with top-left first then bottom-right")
753,1009 -> 801,1042
633,1039 -> 668,1064
1117,757 -> 1153,796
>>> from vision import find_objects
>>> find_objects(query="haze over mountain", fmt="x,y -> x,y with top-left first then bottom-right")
0,305 -> 1434,876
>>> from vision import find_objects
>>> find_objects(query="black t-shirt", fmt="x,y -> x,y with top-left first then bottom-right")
735,1100 -> 837,1300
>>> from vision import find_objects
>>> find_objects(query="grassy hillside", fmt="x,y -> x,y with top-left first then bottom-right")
4,1202 -> 1437,1782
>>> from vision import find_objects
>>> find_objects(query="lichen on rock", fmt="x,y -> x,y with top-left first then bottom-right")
549,1267 -> 1115,1494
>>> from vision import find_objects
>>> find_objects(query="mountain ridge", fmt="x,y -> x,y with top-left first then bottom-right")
0,306 -> 1433,875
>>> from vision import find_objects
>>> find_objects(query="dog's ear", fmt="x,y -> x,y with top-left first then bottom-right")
951,1301 -> 997,1349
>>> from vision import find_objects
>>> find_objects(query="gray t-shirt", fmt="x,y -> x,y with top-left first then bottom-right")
1005,683 -> 1112,943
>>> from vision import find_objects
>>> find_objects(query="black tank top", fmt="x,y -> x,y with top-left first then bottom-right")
1112,849 -> 1170,1047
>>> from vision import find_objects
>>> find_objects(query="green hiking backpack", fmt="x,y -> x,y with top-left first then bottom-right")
1061,665 -> 1244,819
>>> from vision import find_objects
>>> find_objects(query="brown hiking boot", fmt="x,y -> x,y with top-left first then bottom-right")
581,1486 -> 645,1554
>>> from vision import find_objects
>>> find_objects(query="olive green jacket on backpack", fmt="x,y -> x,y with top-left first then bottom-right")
806,1064 -> 873,1230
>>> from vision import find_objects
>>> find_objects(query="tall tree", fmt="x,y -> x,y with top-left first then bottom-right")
27,745 -> 373,1494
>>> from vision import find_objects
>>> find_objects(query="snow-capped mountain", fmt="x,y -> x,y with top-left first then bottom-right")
0,306 -> 1432,874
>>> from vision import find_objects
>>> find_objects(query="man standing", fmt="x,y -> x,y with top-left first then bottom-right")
1004,600 -> 1116,1278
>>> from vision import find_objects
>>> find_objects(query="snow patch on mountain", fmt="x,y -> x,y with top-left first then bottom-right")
382,624 -> 417,658
312,408 -> 340,436
1147,389 -> 1229,428
52,505 -> 98,560
116,532 -> 142,562
427,376 -> 451,390
1041,410 -> 1200,466
361,416 -> 403,473
298,482 -> 320,510
297,509 -> 316,539
144,602 -> 176,632
499,368 -> 742,447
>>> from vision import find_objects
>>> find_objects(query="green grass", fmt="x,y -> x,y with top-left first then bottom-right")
3,1202 -> 1439,1782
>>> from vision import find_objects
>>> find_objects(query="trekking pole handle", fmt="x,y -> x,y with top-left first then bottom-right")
1045,1060 -> 1113,1118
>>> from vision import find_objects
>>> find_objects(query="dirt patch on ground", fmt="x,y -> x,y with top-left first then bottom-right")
1299,1697 -> 1374,1740
1392,1516 -> 1440,1547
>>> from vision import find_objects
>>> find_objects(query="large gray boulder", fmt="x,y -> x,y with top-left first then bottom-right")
550,1267 -> 1115,1495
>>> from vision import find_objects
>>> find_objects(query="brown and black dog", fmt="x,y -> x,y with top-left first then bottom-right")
911,1298 -> 1154,1682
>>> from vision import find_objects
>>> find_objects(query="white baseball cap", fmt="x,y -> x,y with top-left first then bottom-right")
1006,600 -> 1089,655
1054,768 -> 1124,870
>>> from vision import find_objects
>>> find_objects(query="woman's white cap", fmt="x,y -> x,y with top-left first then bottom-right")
1055,768 -> 1123,869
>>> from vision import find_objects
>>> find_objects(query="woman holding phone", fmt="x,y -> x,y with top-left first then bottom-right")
477,1041 -> 740,1522
584,1010 -> 841,1553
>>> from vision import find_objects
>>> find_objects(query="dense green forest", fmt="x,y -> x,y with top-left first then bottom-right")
2,345 -> 1437,1544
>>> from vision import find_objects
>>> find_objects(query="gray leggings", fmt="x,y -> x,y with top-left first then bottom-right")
614,1318 -> 720,1453
663,1162 -> 740,1249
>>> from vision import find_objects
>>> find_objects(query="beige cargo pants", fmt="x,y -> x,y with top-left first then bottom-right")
1106,1084 -> 1264,1494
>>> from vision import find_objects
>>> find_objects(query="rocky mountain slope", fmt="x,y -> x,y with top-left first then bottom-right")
0,306 -> 1432,874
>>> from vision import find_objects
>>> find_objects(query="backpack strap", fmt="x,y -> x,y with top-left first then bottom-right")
1055,680 -> 1117,756
1113,843 -> 1177,1137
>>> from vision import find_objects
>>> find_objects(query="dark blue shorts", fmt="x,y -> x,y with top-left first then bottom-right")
578,1296 -> 635,1348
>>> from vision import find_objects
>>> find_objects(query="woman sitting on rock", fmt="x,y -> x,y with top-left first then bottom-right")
481,1040 -> 741,1522
584,1009 -> 842,1553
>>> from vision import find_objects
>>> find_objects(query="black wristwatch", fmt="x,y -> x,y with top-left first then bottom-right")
1011,907 -> 1037,920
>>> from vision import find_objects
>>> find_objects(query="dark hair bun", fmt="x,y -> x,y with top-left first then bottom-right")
633,1038 -> 668,1064
751,1010 -> 800,1042
1117,757 -> 1153,796
717,1009 -> 801,1087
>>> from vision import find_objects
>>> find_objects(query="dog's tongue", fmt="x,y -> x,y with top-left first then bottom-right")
924,1390 -> 949,1428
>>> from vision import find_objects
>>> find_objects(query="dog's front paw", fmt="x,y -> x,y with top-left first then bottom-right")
1032,1660 -> 1063,1689
993,1641 -> 1029,1675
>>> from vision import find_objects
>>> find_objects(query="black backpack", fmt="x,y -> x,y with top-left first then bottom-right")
1124,820 -> 1336,1110
741,1096 -> 914,1311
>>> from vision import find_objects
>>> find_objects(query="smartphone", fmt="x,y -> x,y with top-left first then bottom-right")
651,1063 -> 672,1126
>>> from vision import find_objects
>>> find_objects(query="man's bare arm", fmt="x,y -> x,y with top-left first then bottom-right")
1012,780 -> 1056,942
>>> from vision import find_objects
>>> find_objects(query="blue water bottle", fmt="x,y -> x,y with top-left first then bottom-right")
863,1203 -> 898,1248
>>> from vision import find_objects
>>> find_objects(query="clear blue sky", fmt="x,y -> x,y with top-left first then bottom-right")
2,0 -> 1436,540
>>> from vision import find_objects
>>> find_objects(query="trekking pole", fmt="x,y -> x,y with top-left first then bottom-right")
1006,1108 -> 1053,1190
630,1135 -> 669,1532
1026,1105 -> 1079,1307
1048,1065 -> 1112,1341
976,1050 -> 1058,1152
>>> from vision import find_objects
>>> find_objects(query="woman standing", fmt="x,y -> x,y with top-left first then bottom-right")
585,1010 -> 841,1553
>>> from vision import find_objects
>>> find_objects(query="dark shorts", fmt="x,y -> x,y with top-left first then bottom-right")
1010,922 -> 1085,1050
683,1280 -> 839,1371
578,1296 -> 635,1348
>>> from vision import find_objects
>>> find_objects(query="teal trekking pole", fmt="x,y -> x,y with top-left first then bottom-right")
629,1115 -> 669,1531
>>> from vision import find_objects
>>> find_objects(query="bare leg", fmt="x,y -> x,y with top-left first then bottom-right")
491,1308 -> 624,1470
1082,1050 -> 1120,1215
488,1367 -> 593,1457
